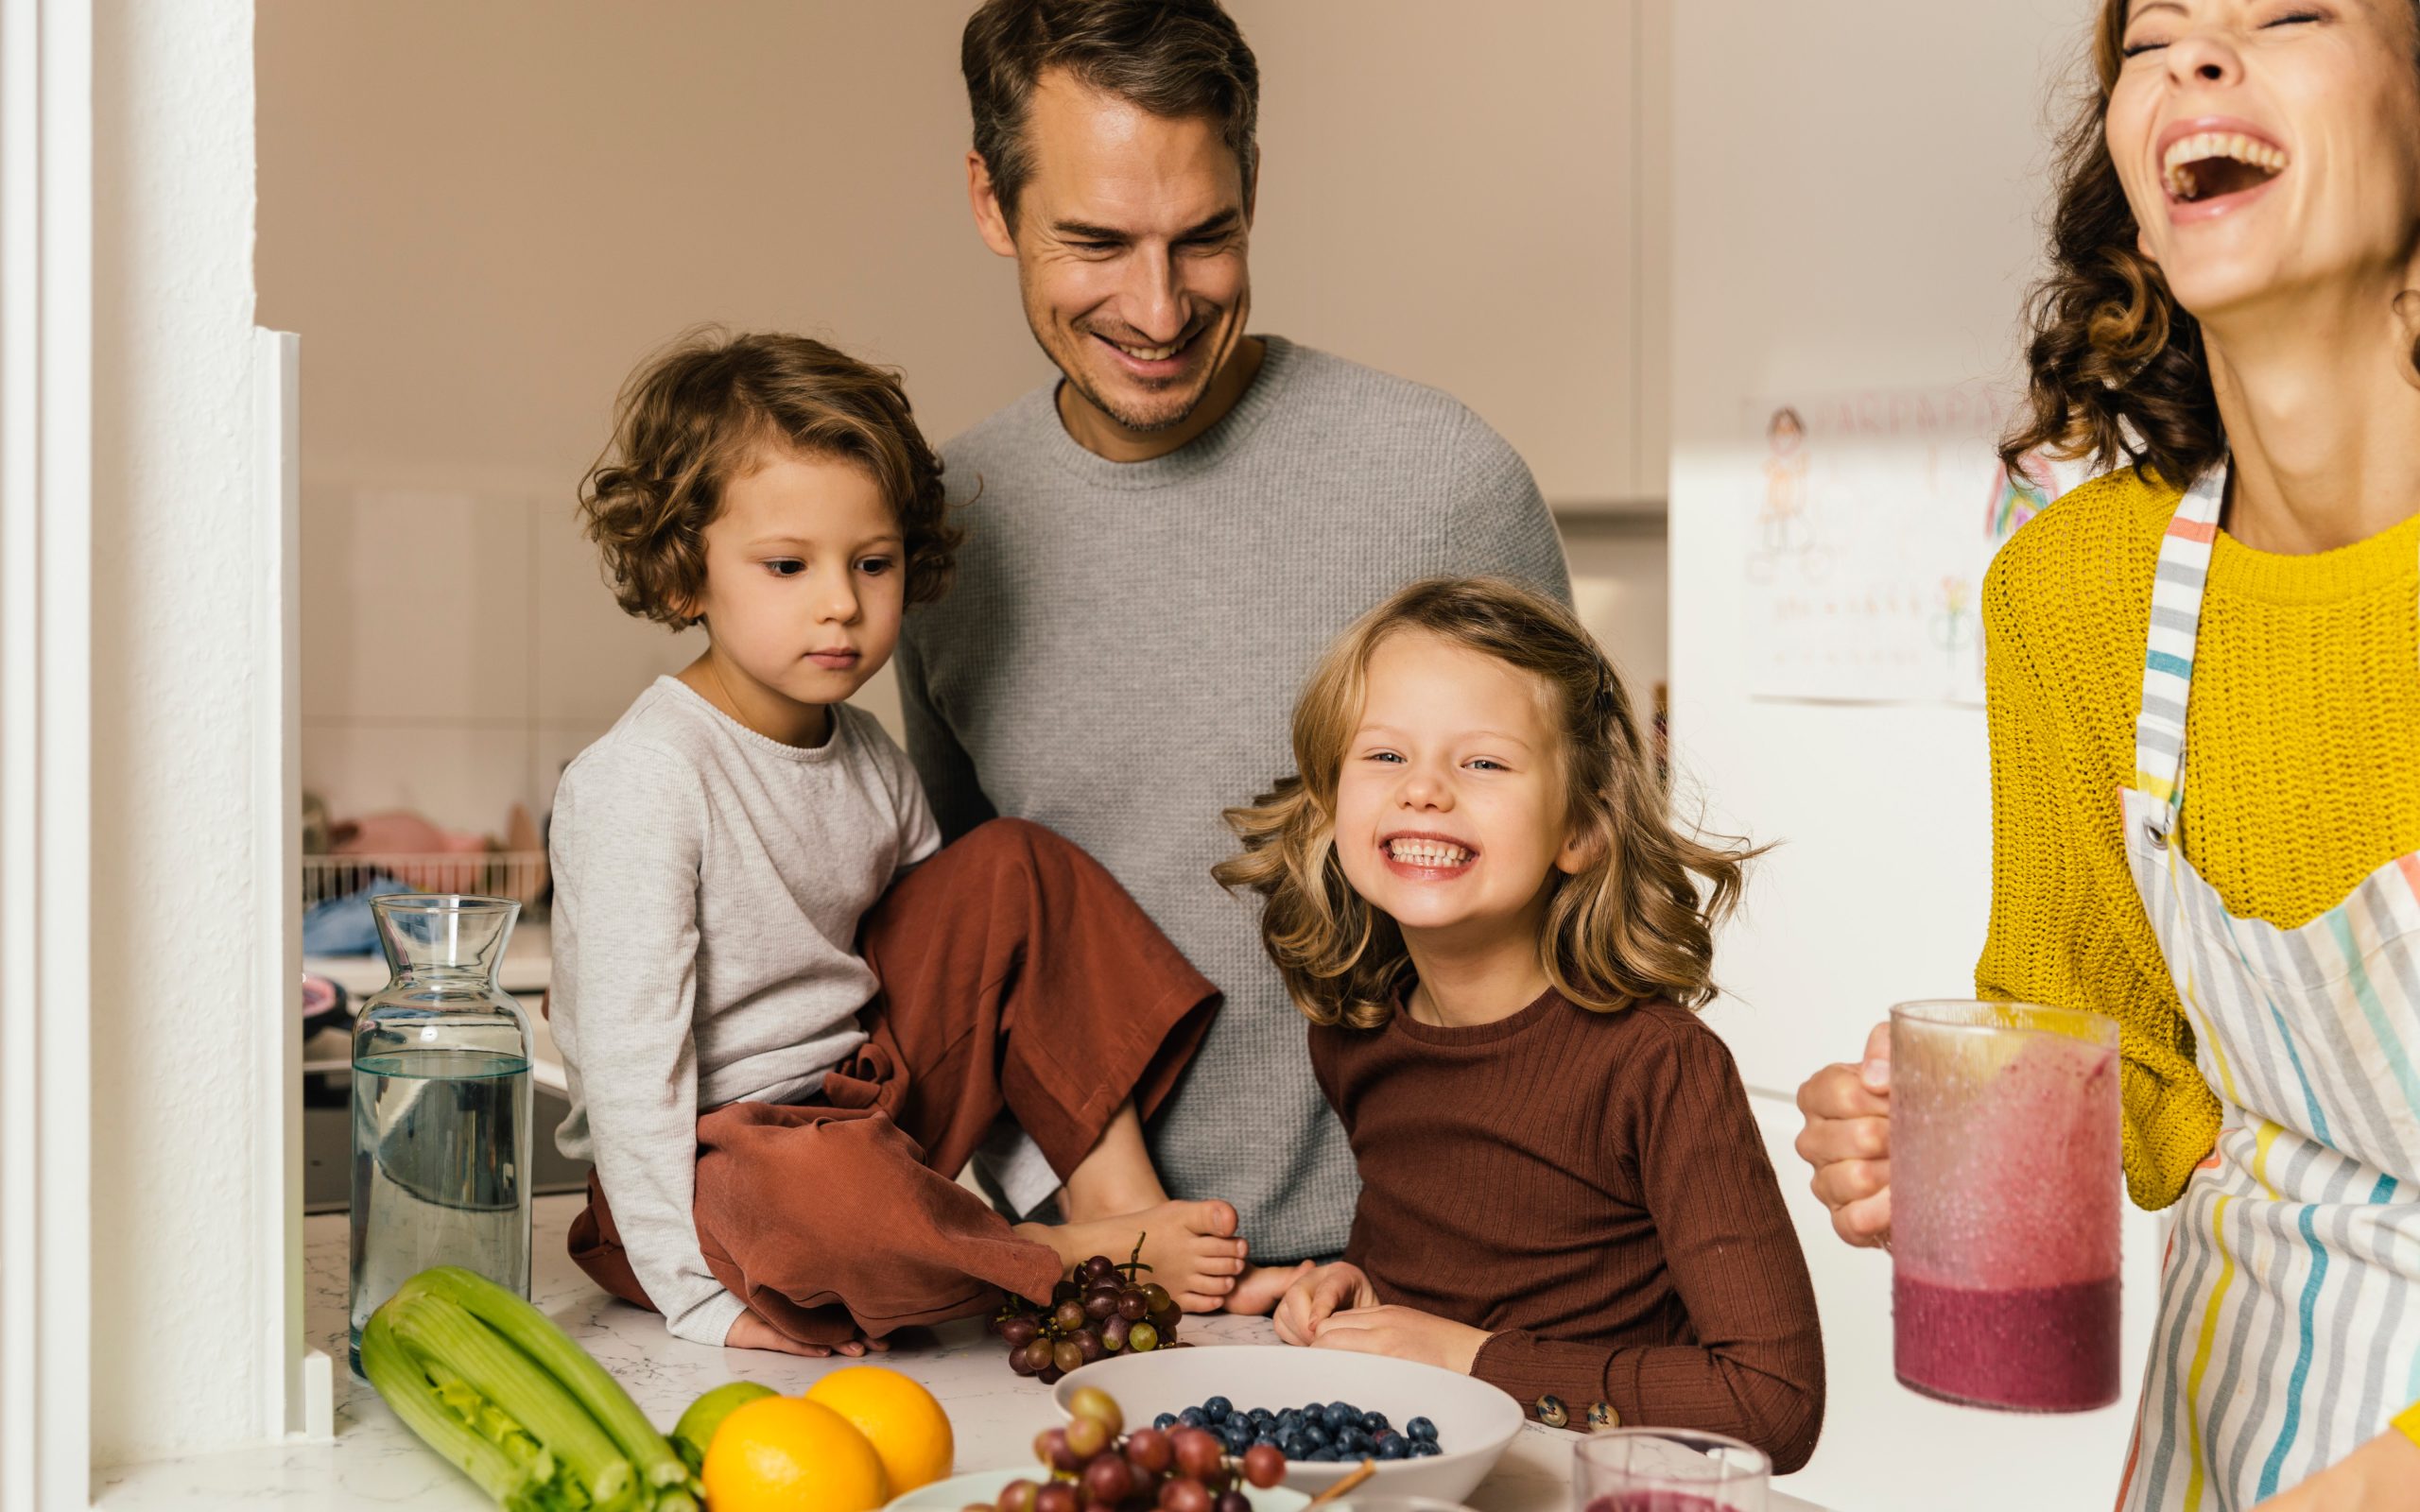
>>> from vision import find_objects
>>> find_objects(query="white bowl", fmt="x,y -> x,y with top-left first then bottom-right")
1050,1347 -> 1523,1503
887,1468 -> 1310,1512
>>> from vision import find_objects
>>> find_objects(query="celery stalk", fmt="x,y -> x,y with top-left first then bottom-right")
389,1290 -> 641,1512
359,1305 -> 570,1510
404,1267 -> 692,1495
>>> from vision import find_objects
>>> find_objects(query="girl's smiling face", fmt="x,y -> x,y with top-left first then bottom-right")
2108,0 -> 2420,322
1333,630 -> 1593,950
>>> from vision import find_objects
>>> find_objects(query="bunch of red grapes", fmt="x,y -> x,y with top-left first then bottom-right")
994,1247 -> 1183,1383
982,1386 -> 1288,1512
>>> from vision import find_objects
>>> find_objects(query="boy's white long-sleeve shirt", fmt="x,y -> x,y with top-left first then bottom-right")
546,677 -> 939,1346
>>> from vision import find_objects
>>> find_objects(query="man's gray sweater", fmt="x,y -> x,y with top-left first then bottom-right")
895,335 -> 1571,1262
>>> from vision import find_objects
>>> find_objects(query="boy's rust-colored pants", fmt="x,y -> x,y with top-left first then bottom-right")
566,818 -> 1219,1347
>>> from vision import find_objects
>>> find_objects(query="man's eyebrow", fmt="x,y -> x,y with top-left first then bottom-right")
1052,209 -> 1241,243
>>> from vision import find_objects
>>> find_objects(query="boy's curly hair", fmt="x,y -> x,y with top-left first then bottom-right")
579,330 -> 960,627
1214,577 -> 1760,1029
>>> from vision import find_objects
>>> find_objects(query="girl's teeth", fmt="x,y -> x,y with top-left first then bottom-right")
1388,840 -> 1470,866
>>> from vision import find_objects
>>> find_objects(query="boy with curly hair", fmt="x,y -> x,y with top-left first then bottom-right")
552,330 -> 1246,1355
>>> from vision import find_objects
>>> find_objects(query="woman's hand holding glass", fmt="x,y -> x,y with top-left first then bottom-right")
1793,1021 -> 1895,1247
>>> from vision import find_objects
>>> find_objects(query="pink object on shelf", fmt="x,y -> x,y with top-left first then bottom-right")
331,811 -> 492,892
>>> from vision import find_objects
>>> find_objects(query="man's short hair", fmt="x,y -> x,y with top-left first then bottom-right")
962,0 -> 1259,231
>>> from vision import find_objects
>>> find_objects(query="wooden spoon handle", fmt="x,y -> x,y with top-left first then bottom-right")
1305,1461 -> 1378,1505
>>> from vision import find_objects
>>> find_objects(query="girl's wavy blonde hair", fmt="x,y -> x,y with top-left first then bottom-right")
1214,577 -> 1758,1029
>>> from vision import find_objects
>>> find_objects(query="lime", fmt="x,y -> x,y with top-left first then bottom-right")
672,1379 -> 779,1472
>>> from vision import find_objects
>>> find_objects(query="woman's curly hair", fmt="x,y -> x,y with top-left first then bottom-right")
1213,577 -> 1761,1029
578,329 -> 961,627
2003,2 -> 2223,486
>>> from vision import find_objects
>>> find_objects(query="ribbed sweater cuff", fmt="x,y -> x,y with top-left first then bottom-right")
1472,1330 -> 1626,1428
668,1289 -> 749,1349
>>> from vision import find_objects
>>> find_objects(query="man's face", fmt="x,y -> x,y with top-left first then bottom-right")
971,69 -> 1253,438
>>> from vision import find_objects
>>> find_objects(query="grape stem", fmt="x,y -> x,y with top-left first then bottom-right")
1116,1233 -> 1153,1280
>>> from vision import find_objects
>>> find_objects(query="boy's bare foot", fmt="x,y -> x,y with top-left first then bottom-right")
1222,1261 -> 1311,1316
1019,1199 -> 1249,1312
725,1312 -> 891,1357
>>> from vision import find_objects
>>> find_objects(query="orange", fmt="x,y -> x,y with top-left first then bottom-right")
700,1394 -> 888,1512
805,1366 -> 957,1495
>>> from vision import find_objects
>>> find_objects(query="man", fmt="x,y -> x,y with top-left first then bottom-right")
897,0 -> 1571,1274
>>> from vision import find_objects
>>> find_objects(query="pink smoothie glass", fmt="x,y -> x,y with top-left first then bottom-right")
1891,999 -> 2122,1412
1574,1430 -> 1768,1512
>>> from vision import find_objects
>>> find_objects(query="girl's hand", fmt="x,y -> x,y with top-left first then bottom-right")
724,1311 -> 890,1357
1311,1305 -> 1490,1375
1272,1262 -> 1376,1346
1793,1021 -> 1894,1248
2251,1429 -> 2420,1510
1225,1261 -> 1314,1316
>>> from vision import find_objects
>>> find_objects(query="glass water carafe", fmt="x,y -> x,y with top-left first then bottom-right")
349,894 -> 533,1373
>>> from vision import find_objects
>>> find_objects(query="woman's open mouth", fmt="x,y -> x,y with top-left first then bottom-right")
2160,124 -> 2288,219
1380,833 -> 1478,880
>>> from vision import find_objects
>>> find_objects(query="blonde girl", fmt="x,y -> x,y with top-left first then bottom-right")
1217,577 -> 1824,1472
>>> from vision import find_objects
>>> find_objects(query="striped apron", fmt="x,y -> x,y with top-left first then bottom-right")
2114,466 -> 2420,1512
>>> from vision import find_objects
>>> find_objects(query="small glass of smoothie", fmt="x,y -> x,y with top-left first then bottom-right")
1891,999 -> 2122,1413
1574,1429 -> 1769,1512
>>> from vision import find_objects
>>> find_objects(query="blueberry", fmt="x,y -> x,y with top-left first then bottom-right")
1302,1401 -> 1325,1418
1410,1440 -> 1443,1458
1249,1408 -> 1275,1426
1204,1396 -> 1233,1423
1361,1412 -> 1390,1435
1277,1433 -> 1306,1458
1322,1404 -> 1357,1434
1406,1417 -> 1439,1443
1154,1412 -> 1178,1432
1300,1423 -> 1330,1449
1275,1409 -> 1303,1432
1306,1447 -> 1340,1463
1179,1407 -> 1208,1429
1375,1437 -> 1412,1461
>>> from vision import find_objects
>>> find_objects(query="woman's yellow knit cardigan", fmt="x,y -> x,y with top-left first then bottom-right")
1977,467 -> 2420,1206
1977,469 -> 2420,1448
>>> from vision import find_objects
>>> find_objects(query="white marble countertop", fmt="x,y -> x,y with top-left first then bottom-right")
96,1195 -> 1832,1512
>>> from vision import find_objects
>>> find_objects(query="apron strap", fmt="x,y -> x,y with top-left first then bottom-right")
2132,465 -> 2228,816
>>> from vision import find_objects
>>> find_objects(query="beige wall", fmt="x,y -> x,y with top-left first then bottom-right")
260,0 -> 1665,833
1664,1 -> 2166,1505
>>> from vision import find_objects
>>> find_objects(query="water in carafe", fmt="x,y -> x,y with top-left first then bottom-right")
348,894 -> 533,1372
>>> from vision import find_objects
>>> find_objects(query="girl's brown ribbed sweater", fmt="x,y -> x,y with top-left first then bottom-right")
1309,990 -> 1824,1473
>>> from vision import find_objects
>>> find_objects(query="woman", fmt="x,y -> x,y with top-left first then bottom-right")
1795,2 -> 2420,1508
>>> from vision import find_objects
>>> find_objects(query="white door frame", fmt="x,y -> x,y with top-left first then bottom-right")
0,0 -> 94,1506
